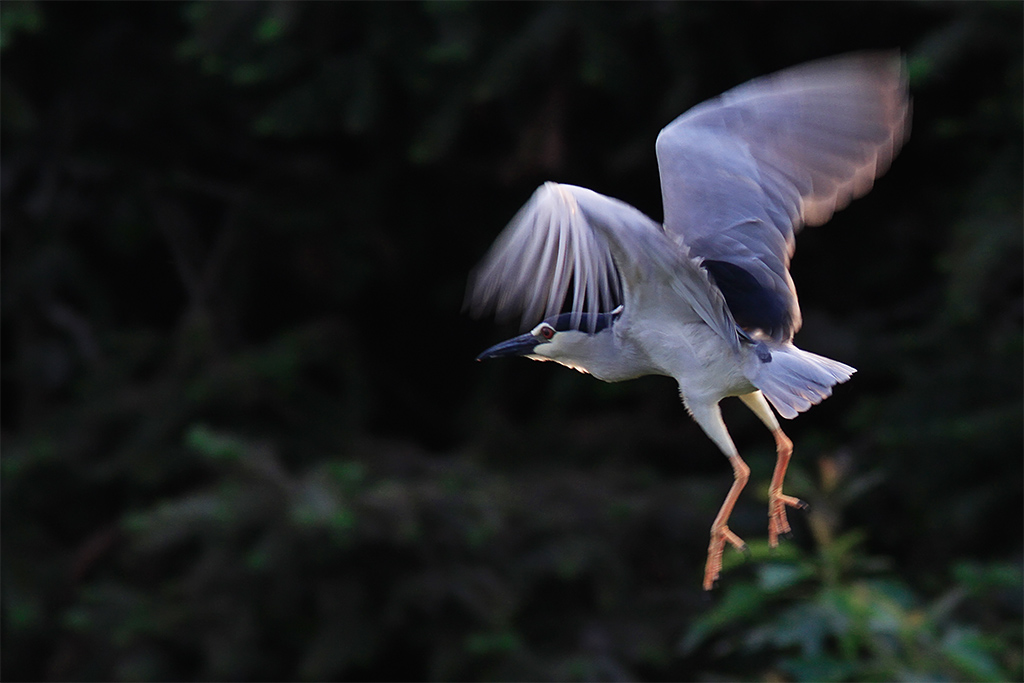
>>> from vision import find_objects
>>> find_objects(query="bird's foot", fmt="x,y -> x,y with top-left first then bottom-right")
768,491 -> 808,547
703,525 -> 747,590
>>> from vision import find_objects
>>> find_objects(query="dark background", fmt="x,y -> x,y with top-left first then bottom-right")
2,2 -> 1021,681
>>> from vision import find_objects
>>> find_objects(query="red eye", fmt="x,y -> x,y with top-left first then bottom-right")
540,325 -> 555,340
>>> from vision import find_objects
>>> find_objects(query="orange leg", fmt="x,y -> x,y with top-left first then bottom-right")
703,454 -> 750,590
767,428 -> 806,546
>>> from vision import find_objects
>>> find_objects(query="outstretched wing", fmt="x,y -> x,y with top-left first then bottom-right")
467,182 -> 737,346
656,51 -> 910,341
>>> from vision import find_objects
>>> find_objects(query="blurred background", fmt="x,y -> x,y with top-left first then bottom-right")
2,2 -> 1021,681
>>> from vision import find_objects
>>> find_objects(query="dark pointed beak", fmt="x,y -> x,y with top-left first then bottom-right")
476,332 -> 538,361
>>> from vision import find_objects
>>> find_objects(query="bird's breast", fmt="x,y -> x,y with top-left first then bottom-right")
632,321 -> 755,400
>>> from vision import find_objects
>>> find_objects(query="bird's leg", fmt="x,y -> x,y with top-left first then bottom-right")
704,453 -> 750,590
683,399 -> 750,590
766,428 -> 806,546
738,392 -> 807,547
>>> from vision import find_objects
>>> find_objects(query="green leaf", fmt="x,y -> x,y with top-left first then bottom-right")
185,423 -> 247,462
679,582 -> 773,654
942,627 -> 1005,682
758,562 -> 813,592
0,1 -> 42,51
465,629 -> 522,655
780,653 -> 860,683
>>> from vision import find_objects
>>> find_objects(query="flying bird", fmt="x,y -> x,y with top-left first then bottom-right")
468,52 -> 910,590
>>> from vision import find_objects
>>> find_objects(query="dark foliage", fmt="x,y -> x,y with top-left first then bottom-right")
2,2 -> 1021,681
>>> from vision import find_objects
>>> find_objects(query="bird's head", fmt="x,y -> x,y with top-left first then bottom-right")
476,307 -> 623,376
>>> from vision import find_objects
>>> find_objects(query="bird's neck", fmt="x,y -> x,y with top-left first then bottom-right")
538,328 -> 654,382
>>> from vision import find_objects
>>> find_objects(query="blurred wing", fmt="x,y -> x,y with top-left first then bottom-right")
467,182 -> 737,346
656,51 -> 910,341
467,182 -> 622,332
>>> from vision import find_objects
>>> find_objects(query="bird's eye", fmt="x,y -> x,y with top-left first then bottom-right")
539,324 -> 555,340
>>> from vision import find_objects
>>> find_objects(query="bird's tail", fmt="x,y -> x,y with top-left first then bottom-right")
748,343 -> 856,420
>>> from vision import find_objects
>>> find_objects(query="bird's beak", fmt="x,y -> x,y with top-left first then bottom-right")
476,332 -> 538,361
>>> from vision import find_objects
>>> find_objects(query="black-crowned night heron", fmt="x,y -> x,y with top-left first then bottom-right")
467,52 -> 910,590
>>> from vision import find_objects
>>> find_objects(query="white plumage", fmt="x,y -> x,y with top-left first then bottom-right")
469,52 -> 910,590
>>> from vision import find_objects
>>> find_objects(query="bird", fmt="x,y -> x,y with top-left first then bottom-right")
466,52 -> 910,591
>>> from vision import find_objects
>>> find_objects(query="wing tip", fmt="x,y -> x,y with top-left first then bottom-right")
466,182 -> 624,332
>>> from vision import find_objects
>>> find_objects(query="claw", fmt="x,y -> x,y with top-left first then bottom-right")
704,524 -> 748,590
768,488 -> 807,546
